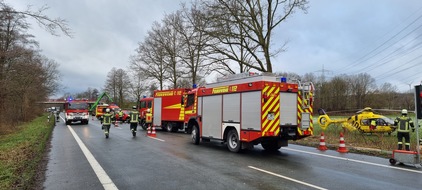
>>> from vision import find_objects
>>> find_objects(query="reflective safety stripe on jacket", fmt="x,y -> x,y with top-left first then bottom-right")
130,111 -> 139,123
103,113 -> 112,125
118,112 -> 123,117
395,116 -> 412,132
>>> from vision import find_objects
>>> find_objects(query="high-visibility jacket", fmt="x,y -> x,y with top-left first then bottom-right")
118,111 -> 123,117
371,120 -> 376,126
130,111 -> 139,123
103,113 -> 113,125
394,115 -> 414,132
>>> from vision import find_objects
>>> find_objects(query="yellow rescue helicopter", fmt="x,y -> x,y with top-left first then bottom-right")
317,107 -> 397,134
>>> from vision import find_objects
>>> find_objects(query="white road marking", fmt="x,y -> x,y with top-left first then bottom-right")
248,166 -> 328,190
147,136 -> 165,142
284,147 -> 422,174
67,125 -> 119,190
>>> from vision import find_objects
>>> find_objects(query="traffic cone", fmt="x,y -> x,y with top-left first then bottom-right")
147,125 -> 151,136
150,126 -> 156,137
337,132 -> 348,153
317,132 -> 328,151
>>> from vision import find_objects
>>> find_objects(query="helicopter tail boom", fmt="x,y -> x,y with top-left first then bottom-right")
317,108 -> 348,130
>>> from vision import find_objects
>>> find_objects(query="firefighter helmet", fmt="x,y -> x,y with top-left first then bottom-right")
132,106 -> 137,110
106,108 -> 110,113
401,109 -> 408,115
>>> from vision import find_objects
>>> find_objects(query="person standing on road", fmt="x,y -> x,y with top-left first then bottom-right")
394,109 -> 415,151
130,106 -> 139,137
118,109 -> 123,123
101,108 -> 114,138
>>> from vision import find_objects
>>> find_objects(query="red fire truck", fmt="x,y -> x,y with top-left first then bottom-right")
64,98 -> 90,125
151,88 -> 191,132
184,73 -> 314,152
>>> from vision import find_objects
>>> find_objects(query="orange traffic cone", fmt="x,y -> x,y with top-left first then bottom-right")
147,125 -> 151,136
150,126 -> 157,137
317,132 -> 328,151
337,132 -> 348,153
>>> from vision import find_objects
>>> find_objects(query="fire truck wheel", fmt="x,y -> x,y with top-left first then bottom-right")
166,123 -> 173,132
140,121 -> 147,130
191,125 -> 200,145
389,158 -> 396,165
227,129 -> 241,153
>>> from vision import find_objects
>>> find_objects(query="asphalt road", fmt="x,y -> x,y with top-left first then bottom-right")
43,115 -> 422,190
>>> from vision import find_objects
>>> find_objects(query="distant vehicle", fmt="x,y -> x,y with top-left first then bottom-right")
95,104 -> 120,119
139,97 -> 153,130
317,107 -> 396,134
64,99 -> 89,125
115,110 -> 130,123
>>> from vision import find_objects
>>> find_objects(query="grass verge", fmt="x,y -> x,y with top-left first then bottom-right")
0,114 -> 55,189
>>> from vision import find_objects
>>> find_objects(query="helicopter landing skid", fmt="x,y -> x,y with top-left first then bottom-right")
389,150 -> 421,168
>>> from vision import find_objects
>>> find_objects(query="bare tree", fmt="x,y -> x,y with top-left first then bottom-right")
199,0 -> 308,73
176,3 -> 212,86
127,69 -> 147,107
0,1 -> 71,37
131,29 -> 167,90
348,73 -> 376,109
103,68 -> 129,106
158,14 -> 185,88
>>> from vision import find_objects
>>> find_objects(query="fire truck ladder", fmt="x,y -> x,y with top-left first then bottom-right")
89,92 -> 115,112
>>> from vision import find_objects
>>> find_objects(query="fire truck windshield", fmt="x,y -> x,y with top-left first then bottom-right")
67,102 -> 88,110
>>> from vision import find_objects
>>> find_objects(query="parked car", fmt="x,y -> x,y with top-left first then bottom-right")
115,110 -> 130,123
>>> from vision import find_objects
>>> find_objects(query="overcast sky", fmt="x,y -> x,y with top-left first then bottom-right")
8,0 -> 422,97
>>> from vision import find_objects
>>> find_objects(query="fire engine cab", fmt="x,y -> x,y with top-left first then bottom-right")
139,96 -> 153,130
184,72 -> 314,152
64,98 -> 89,125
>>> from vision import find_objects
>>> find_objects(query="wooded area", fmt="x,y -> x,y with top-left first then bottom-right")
0,1 -> 68,134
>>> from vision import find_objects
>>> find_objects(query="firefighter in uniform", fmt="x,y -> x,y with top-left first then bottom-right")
394,109 -> 415,151
130,106 -> 139,137
118,109 -> 123,123
101,108 -> 114,138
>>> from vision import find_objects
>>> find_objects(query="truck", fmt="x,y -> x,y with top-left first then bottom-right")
151,88 -> 191,132
95,103 -> 120,119
89,92 -> 116,118
183,72 -> 315,152
64,99 -> 90,125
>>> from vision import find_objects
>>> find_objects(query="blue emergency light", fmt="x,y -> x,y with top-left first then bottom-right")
280,77 -> 287,83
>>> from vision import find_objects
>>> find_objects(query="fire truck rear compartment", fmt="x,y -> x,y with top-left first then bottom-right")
199,89 -> 300,147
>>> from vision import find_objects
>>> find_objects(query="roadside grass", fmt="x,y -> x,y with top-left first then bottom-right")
0,114 -> 55,189
294,115 -> 422,158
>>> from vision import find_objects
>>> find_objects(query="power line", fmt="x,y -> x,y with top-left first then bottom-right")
334,5 -> 422,74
